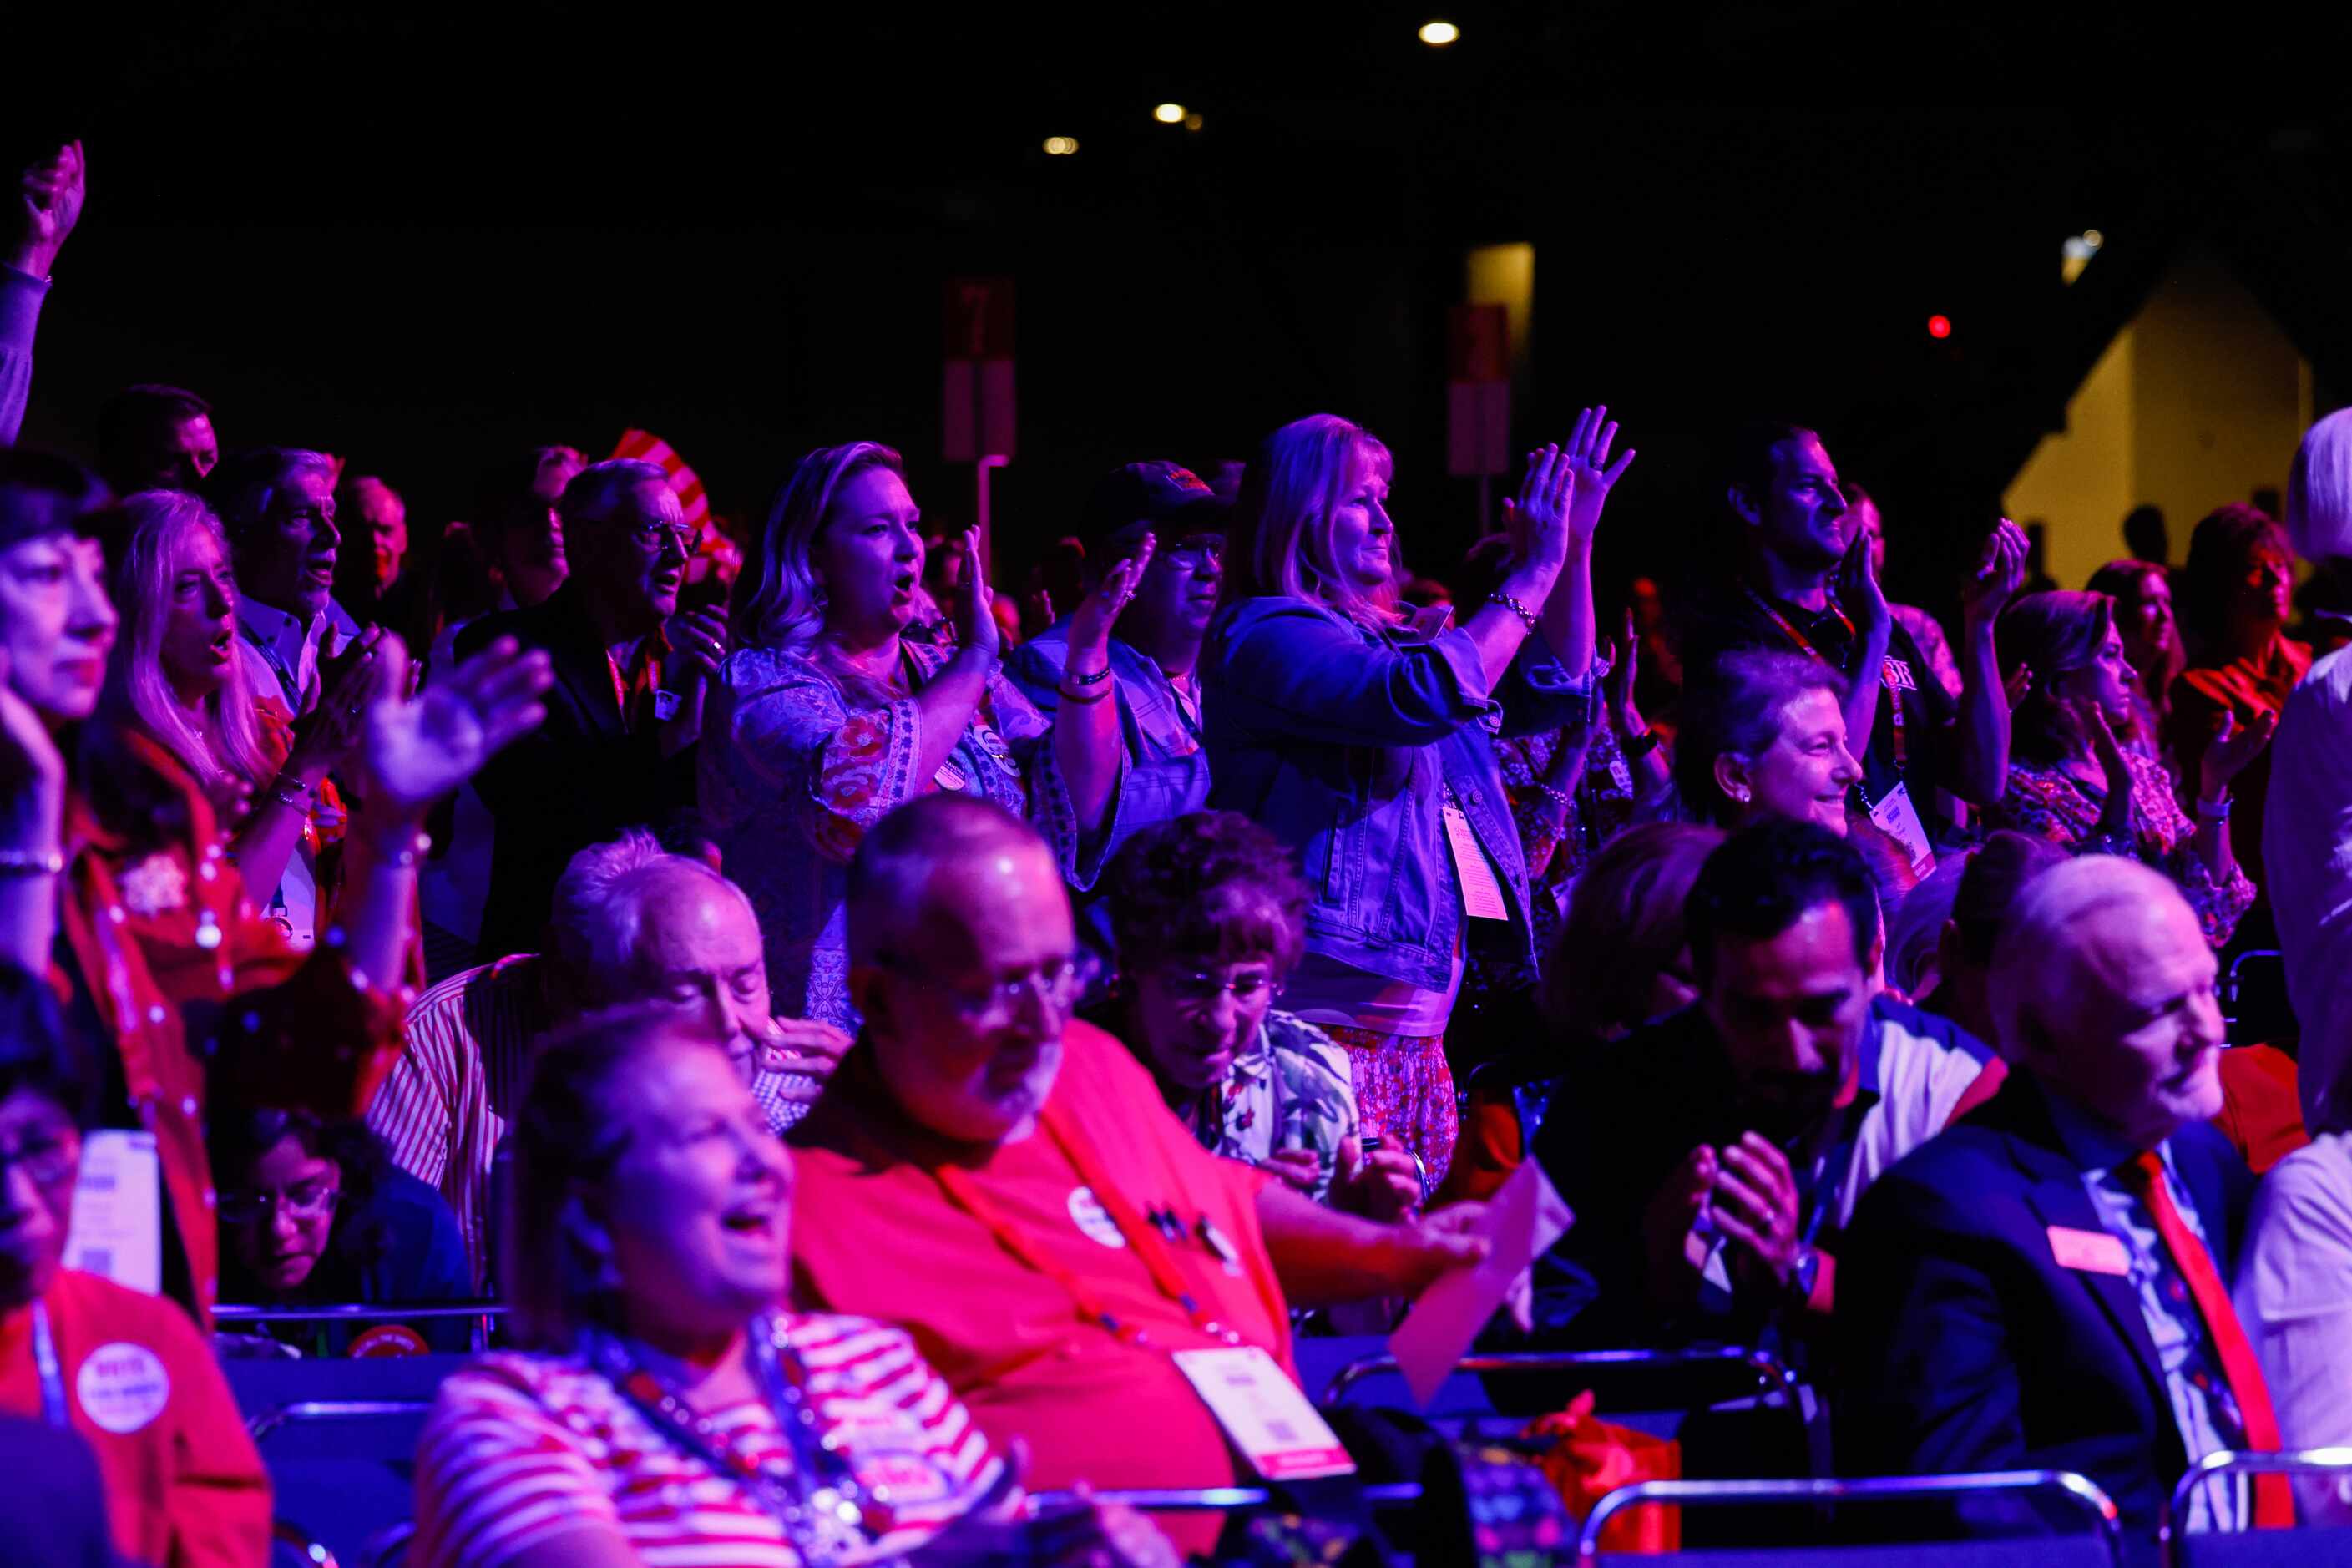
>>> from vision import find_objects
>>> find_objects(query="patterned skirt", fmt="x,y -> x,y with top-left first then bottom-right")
1318,1025 -> 1457,1191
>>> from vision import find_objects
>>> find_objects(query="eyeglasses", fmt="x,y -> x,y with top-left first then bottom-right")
1159,969 -> 1279,1009
1161,534 -> 1225,570
885,953 -> 1092,1022
0,1126 -> 78,1191
218,1184 -> 341,1227
631,521 -> 697,556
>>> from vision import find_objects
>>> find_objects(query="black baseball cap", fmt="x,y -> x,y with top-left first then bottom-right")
1081,461 -> 1227,549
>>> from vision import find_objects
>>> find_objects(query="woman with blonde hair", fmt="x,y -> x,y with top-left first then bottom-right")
1202,408 -> 1627,1184
91,489 -> 371,911
703,441 -> 1144,1025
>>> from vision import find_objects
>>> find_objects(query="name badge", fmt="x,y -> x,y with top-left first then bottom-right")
1441,805 -> 1510,920
2048,1225 -> 2132,1277
1173,1347 -> 1357,1480
1866,781 -> 1937,879
66,1130 -> 164,1295
933,761 -> 968,792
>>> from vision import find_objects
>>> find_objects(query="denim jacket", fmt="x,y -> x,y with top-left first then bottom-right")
1004,619 -> 1214,867
1202,595 -> 1596,992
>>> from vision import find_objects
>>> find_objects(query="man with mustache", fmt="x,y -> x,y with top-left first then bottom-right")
456,458 -> 728,964
1532,817 -> 2000,1348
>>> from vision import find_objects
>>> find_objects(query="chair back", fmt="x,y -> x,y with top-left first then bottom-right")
2166,1449 -> 2352,1568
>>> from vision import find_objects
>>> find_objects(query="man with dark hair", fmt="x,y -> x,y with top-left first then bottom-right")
1533,817 -> 1998,1348
465,445 -> 579,616
1681,422 -> 2027,871
455,458 -> 728,962
1005,462 -> 1226,964
94,385 -> 218,497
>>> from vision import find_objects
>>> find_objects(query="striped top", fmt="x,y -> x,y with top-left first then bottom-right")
367,954 -> 814,1287
412,1314 -> 1005,1568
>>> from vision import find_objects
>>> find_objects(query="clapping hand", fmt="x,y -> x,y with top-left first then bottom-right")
2201,707 -> 2278,796
1834,516 -> 1890,634
1961,518 -> 2031,625
950,528 -> 1001,660
1712,1132 -> 1803,1297
289,629 -> 385,784
1604,607 -> 1643,734
660,606 -> 731,694
1560,405 -> 1636,544
1069,534 -> 1156,658
8,139 -> 84,278
1505,445 -> 1577,584
353,635 -> 551,822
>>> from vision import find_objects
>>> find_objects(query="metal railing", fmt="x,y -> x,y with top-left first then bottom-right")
247,1399 -> 434,1442
1027,1483 -> 1424,1513
1321,1343 -> 1797,1406
1576,1469 -> 2124,1565
215,1301 -> 505,1352
2162,1446 -> 2352,1557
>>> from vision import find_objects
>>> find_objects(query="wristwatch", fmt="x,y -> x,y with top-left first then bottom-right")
652,689 -> 685,722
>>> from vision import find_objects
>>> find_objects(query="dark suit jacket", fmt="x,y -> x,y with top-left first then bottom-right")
1835,1070 -> 2258,1550
453,583 -> 695,962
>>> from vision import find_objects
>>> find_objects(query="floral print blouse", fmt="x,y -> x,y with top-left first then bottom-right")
1181,1009 -> 1360,1204
700,640 -> 1105,1026
1987,747 -> 2255,948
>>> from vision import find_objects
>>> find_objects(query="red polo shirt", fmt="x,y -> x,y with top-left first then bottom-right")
790,1020 -> 1292,1537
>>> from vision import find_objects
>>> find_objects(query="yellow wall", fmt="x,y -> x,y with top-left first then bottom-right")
2005,248 -> 2313,590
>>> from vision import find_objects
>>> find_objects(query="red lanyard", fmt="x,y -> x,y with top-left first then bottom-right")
1743,584 -> 1908,770
931,1100 -> 1241,1348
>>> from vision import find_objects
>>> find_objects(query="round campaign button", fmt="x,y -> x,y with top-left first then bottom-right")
75,1342 -> 171,1434
349,1324 -> 430,1358
1067,1186 -> 1128,1249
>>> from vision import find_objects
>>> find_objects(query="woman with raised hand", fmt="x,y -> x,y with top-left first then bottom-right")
1990,589 -> 2262,948
0,450 -> 550,1321
412,1004 -> 1175,1568
704,442 -> 1142,1026
1202,408 -> 1626,1184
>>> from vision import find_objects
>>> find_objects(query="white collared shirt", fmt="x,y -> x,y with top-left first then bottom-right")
235,594 -> 359,716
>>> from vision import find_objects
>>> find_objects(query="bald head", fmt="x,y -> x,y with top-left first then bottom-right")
1990,856 -> 2226,1146
848,796 -> 1077,1144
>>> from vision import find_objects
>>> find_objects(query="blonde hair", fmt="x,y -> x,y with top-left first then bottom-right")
732,442 -> 908,658
102,490 -> 273,797
1223,414 -> 1399,630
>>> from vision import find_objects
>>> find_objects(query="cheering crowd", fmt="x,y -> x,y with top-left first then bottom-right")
8,137 -> 2352,1567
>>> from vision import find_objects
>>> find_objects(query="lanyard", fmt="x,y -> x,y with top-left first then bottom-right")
1742,584 -> 1909,771
31,1302 -> 68,1430
932,1101 -> 1242,1348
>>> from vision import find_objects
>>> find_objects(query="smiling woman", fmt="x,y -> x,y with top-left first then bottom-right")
411,1004 -> 1028,1568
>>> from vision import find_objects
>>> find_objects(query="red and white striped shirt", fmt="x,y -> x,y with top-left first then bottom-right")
367,955 -> 549,1287
412,1314 -> 1004,1568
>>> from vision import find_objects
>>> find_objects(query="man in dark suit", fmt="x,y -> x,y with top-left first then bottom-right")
454,458 -> 727,961
1838,856 -> 2288,1555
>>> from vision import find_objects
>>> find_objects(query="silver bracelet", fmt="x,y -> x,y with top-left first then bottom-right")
1486,591 -> 1540,633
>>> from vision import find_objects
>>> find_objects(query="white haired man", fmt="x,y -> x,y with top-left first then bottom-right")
1837,857 -> 2284,1554
369,829 -> 846,1285
791,796 -> 1496,1557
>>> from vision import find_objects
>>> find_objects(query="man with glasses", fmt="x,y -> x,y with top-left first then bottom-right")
456,458 -> 730,963
1008,463 -> 1226,974
791,797 -> 1495,1555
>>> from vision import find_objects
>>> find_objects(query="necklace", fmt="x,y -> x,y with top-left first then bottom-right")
589,1313 -> 879,1564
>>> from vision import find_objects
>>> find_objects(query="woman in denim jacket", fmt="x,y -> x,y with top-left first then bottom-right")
1202,409 -> 1631,1184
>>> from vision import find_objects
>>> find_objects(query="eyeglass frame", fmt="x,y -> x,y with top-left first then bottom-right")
878,950 -> 1095,1023
216,1181 -> 344,1227
1150,964 -> 1284,1010
1155,532 -> 1226,571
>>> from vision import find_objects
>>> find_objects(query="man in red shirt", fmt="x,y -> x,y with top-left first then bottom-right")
790,797 -> 1487,1546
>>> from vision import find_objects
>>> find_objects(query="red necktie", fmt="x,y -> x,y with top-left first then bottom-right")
2122,1150 -> 2294,1528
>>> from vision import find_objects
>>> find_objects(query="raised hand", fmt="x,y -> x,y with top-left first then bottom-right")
9,140 -> 85,278
1509,444 -> 1577,584
1068,533 -> 1155,657
1604,606 -> 1642,732
1961,518 -> 2031,625
950,527 -> 1001,660
2202,707 -> 2279,795
288,630 -> 384,784
353,635 -> 551,822
660,605 -> 731,695
1560,405 -> 1636,543
1834,517 -> 1890,633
